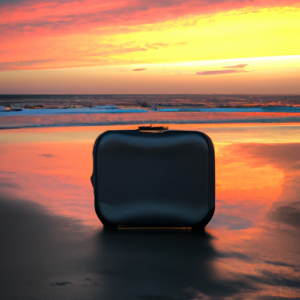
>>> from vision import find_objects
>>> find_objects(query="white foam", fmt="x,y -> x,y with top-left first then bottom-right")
0,108 -> 148,116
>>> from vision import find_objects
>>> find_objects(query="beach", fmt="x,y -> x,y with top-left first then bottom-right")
1,123 -> 300,299
1,0 -> 300,296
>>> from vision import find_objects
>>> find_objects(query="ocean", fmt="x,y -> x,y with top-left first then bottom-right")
0,94 -> 300,128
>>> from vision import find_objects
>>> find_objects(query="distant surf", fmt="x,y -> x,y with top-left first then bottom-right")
1,94 -> 299,129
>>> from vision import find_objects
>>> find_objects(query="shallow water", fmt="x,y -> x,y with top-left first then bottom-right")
1,111 -> 300,128
0,124 -> 300,299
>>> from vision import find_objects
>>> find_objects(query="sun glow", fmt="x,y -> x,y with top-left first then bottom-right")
105,7 -> 300,65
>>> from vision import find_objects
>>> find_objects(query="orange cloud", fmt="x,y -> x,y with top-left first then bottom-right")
0,59 -> 52,71
223,64 -> 248,68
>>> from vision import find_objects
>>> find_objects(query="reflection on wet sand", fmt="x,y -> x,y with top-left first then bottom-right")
0,124 -> 300,299
0,195 -> 266,300
209,142 -> 300,299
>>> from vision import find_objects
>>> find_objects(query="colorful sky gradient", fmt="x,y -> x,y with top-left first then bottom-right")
0,0 -> 300,93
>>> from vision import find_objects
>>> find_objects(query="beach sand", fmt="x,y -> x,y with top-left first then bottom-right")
1,124 -> 300,299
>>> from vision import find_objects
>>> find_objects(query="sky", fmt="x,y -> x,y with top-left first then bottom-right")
0,0 -> 300,94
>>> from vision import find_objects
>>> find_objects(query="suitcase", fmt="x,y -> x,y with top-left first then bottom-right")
91,126 -> 215,229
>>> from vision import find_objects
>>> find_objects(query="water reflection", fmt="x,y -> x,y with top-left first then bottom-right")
208,141 -> 300,299
0,124 -> 300,299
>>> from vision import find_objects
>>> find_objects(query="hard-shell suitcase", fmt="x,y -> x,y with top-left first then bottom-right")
91,126 -> 215,229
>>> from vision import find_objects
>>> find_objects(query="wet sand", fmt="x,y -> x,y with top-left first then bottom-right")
0,124 -> 300,299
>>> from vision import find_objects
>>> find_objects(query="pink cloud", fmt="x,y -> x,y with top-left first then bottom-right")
132,68 -> 146,71
196,70 -> 250,75
1,0 -> 298,36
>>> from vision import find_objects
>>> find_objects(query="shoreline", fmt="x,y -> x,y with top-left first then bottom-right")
1,106 -> 300,116
2,121 -> 300,129
1,118 -> 300,130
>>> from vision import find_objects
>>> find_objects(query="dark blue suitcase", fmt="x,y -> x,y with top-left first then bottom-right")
91,126 -> 215,229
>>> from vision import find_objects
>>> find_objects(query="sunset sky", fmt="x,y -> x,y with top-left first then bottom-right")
0,0 -> 300,93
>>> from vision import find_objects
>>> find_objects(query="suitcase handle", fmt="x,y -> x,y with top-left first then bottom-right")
138,125 -> 168,132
